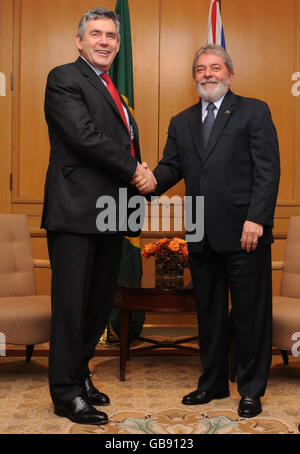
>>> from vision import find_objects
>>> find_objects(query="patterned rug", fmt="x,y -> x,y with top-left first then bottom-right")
0,353 -> 299,434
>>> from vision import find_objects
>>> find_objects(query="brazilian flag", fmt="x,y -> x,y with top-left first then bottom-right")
110,0 -> 134,116
109,0 -> 145,342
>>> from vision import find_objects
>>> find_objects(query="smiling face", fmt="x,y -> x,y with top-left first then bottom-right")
194,53 -> 234,102
75,18 -> 120,72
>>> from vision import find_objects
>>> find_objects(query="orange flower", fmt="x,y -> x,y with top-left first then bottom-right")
142,242 -> 158,257
158,238 -> 169,244
168,240 -> 180,252
173,237 -> 186,244
141,237 -> 188,266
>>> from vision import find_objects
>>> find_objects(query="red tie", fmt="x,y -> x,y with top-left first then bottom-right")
101,73 -> 135,157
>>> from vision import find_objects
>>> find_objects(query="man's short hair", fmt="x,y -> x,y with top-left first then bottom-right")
192,44 -> 234,76
78,8 -> 120,40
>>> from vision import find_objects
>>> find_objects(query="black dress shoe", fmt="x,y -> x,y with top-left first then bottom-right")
54,394 -> 109,425
182,389 -> 230,405
83,376 -> 110,406
238,396 -> 262,418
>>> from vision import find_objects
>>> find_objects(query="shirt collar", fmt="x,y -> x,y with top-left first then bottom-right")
80,56 -> 104,76
201,92 -> 227,116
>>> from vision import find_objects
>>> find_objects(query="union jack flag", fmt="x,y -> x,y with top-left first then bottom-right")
207,0 -> 226,49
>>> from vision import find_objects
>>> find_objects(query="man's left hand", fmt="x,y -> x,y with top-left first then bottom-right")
240,221 -> 264,252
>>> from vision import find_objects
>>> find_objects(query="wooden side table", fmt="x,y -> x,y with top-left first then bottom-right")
114,260 -> 198,381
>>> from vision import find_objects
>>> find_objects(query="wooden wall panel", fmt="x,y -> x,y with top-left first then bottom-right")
223,0 -> 295,203
129,0 -> 160,170
159,0 -> 208,198
9,0 -> 300,212
12,0 -> 115,203
159,0 -> 208,154
0,0 -> 13,213
159,0 -> 298,206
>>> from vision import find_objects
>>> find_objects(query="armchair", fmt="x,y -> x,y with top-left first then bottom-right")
0,214 -> 51,361
273,216 -> 300,364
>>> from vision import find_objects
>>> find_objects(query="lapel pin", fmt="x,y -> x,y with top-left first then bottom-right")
225,110 -> 231,114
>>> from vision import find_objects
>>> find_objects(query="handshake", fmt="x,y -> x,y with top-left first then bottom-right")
131,162 -> 157,195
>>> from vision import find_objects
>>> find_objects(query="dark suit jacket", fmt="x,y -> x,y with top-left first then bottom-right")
153,90 -> 280,253
41,57 -> 141,235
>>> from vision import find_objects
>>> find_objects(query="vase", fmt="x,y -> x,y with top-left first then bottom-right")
155,258 -> 184,289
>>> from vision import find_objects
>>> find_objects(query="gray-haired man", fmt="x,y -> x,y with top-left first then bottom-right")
152,44 -> 280,418
41,8 -> 155,425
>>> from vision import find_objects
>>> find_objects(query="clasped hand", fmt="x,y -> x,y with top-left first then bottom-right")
131,162 -> 157,194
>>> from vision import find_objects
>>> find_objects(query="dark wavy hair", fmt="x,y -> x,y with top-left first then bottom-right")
78,8 -> 120,40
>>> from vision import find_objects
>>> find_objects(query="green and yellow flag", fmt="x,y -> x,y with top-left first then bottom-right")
110,0 -> 134,117
109,0 -> 144,341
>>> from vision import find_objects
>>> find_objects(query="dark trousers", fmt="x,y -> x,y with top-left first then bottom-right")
47,231 -> 123,403
189,241 -> 272,397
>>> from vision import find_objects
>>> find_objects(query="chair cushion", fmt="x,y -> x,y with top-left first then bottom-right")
0,214 -> 36,297
0,295 -> 51,344
273,296 -> 300,349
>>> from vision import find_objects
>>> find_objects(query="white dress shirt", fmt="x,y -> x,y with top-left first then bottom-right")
201,94 -> 226,122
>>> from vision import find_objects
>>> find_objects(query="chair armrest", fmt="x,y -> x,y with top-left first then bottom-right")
33,259 -> 51,269
272,261 -> 284,270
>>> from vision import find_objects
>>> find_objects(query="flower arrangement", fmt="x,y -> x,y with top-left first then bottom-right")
142,237 -> 188,276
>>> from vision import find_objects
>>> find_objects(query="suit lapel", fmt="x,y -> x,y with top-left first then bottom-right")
203,90 -> 237,161
187,102 -> 205,161
74,57 -> 126,125
75,58 -> 141,160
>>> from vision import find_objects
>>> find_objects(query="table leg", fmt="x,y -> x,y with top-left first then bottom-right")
119,308 -> 130,381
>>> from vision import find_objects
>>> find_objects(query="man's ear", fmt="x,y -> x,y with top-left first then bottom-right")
228,71 -> 235,87
75,34 -> 82,52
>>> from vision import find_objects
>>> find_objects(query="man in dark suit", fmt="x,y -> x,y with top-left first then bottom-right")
41,8 -> 156,425
151,44 -> 280,418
